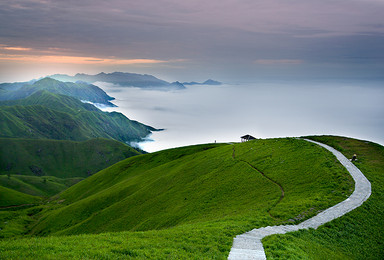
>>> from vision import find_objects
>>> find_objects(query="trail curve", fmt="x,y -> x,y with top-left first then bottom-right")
228,139 -> 371,259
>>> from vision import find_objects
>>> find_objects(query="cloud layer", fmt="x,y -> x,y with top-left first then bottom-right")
98,81 -> 384,152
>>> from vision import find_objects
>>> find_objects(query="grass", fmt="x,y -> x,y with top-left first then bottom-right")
0,223 -> 246,259
263,136 -> 384,259
0,137 -> 140,178
0,137 -> 360,258
0,90 -> 154,143
0,175 -> 84,197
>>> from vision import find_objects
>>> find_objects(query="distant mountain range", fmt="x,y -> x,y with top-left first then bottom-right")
50,72 -> 185,90
49,72 -> 222,89
182,79 -> 222,85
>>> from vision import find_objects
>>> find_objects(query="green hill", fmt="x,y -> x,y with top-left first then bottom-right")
0,138 -> 140,179
0,78 -> 115,106
0,90 -> 99,114
28,138 -> 352,238
0,175 -> 83,197
0,186 -> 41,208
0,91 -> 156,142
0,137 -> 384,259
1,137 -> 380,259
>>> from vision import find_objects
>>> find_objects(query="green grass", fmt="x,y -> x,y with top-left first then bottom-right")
0,90 -> 154,143
263,136 -> 384,259
0,223 -> 245,259
0,175 -> 83,197
0,137 -> 140,178
0,138 -> 359,258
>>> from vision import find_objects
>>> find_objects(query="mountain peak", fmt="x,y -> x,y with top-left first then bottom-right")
203,79 -> 222,85
34,77 -> 58,83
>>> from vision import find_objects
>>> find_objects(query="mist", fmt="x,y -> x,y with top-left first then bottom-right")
96,81 -> 384,152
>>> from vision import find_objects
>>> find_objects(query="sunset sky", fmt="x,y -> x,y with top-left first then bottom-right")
1,0 -> 384,82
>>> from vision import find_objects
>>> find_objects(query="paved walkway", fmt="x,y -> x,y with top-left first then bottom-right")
228,139 -> 372,259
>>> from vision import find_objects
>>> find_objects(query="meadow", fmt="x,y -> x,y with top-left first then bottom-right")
0,137 -> 360,259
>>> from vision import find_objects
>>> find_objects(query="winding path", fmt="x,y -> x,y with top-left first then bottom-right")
228,139 -> 372,259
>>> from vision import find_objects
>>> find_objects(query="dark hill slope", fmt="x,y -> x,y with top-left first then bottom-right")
0,185 -> 41,207
0,138 -> 140,178
0,91 -> 155,142
30,138 -> 353,237
0,175 -> 83,197
0,78 -> 115,106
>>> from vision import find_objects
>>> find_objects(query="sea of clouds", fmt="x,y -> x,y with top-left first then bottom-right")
95,81 -> 384,152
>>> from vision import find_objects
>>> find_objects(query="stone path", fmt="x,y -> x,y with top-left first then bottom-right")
228,139 -> 372,259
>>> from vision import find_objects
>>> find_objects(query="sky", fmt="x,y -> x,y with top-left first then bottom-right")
1,0 -> 384,82
1,0 -> 383,148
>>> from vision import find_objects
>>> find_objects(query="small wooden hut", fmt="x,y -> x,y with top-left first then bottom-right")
241,134 -> 256,142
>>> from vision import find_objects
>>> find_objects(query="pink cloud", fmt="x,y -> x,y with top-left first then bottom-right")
0,53 -> 168,65
0,45 -> 32,51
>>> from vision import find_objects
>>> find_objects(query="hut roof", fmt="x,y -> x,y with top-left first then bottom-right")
241,134 -> 256,140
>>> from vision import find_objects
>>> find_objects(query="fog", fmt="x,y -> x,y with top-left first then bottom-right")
96,81 -> 384,152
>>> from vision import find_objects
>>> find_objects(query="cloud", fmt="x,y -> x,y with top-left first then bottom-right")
0,53 -> 168,65
0,0 -> 384,81
255,59 -> 304,65
98,81 -> 384,152
0,45 -> 32,51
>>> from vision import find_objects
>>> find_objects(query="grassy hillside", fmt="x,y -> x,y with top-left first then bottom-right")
263,136 -> 384,259
0,137 -> 363,259
0,77 -> 115,106
0,91 -> 155,142
0,138 -> 140,178
0,186 -> 41,207
0,90 -> 99,114
28,139 -> 352,237
0,175 -> 83,197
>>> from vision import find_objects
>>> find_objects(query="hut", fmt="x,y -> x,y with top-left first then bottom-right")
241,134 -> 256,142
